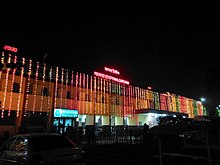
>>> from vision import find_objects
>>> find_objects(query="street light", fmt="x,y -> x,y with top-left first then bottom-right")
201,97 -> 206,102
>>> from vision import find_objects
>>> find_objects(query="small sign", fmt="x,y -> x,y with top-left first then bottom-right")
4,45 -> 18,52
54,109 -> 78,118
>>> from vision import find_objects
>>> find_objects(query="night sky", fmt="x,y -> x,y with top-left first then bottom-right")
0,11 -> 220,111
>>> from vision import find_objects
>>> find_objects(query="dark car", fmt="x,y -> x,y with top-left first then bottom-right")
0,133 -> 85,165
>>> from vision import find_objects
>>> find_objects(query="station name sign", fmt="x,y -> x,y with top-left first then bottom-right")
94,71 -> 129,85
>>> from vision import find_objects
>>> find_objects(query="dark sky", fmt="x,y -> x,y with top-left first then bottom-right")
1,11 -> 220,110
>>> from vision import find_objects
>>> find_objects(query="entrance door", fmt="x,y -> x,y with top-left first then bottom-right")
53,118 -> 75,134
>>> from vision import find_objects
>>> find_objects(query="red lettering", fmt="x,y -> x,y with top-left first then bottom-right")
3,45 -> 18,52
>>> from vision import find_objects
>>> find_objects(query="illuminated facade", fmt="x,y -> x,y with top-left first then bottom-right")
0,52 -> 205,137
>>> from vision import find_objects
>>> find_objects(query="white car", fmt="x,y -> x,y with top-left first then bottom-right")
0,133 -> 85,165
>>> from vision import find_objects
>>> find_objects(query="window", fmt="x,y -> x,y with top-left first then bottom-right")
11,137 -> 26,151
66,91 -> 71,99
42,87 -> 49,96
77,92 -> 79,100
13,83 -> 20,93
56,88 -> 60,98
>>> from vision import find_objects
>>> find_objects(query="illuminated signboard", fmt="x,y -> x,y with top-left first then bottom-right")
3,45 -> 18,53
104,67 -> 120,75
54,109 -> 78,118
94,71 -> 129,85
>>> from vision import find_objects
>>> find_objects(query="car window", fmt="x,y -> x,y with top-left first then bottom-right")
10,137 -> 26,152
29,135 -> 76,152
0,137 -> 17,151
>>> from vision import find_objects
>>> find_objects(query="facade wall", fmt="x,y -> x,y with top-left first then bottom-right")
0,52 -> 205,137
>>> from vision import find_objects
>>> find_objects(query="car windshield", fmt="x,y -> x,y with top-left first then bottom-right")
29,135 -> 77,152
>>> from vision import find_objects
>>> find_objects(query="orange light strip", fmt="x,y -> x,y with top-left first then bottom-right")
54,67 -> 59,109
24,59 -> 32,116
8,56 -> 17,116
47,66 -> 52,115
70,71 -> 74,109
60,68 -> 64,108
1,54 -> 11,118
65,69 -> 68,109
17,57 -> 25,117
32,62 -> 39,114
40,63 -> 46,114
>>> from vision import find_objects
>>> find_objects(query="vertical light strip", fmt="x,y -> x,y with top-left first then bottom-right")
65,69 -> 68,109
60,68 -> 64,109
100,78 -> 103,114
8,56 -> 17,116
90,76 -> 93,114
32,62 -> 39,114
112,82 -> 114,116
1,54 -> 11,118
135,87 -> 138,110
103,79 -> 106,114
47,66 -> 52,115
106,80 -> 109,115
144,89 -> 146,108
24,59 -> 32,116
123,84 -> 126,118
54,67 -> 59,109
40,63 -> 46,114
17,57 -> 25,117
140,88 -> 143,109
82,73 -> 85,114
94,77 -> 96,115
133,87 -> 135,116
105,80 -> 108,115
86,74 -> 89,114
109,81 -> 112,118
118,83 -> 120,117
79,73 -> 82,112
75,72 -> 78,109
70,71 -> 74,109
129,86 -> 131,117
125,85 -> 128,117
117,83 -> 119,116
0,52 -> 5,82
97,78 -> 100,115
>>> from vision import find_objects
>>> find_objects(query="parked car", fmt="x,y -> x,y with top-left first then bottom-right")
0,133 -> 85,165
